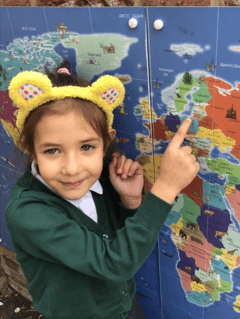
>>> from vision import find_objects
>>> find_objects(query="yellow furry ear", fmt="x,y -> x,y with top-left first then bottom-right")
89,75 -> 125,129
8,71 -> 54,134
91,75 -> 125,109
8,71 -> 53,108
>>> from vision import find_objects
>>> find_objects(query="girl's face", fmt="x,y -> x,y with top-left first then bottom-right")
33,109 -> 116,200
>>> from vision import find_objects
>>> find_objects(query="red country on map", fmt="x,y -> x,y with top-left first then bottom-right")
199,77 -> 240,159
180,175 -> 203,208
144,119 -> 168,141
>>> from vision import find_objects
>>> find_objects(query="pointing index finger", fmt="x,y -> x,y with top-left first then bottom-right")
170,118 -> 192,149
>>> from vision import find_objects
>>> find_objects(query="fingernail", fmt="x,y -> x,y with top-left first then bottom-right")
118,168 -> 122,173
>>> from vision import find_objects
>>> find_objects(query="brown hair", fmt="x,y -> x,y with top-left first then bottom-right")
8,60 -> 123,180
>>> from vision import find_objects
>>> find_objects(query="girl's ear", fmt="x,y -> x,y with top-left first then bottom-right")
103,129 -> 116,157
108,129 -> 116,142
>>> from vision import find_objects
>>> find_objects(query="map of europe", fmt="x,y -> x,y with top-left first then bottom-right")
1,6 -> 240,319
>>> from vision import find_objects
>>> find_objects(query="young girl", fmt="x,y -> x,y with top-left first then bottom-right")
5,61 -> 199,319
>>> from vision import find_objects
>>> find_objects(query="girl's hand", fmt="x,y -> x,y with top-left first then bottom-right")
151,118 -> 200,204
109,152 -> 144,203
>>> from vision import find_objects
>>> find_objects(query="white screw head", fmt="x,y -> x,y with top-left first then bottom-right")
129,18 -> 138,29
154,19 -> 164,30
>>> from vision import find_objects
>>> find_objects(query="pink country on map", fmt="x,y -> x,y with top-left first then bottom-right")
225,187 -> 240,224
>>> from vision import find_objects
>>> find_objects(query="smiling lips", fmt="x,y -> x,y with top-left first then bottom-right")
62,180 -> 84,189
63,180 -> 82,184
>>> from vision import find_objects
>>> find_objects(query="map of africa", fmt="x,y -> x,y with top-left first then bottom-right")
1,6 -> 240,319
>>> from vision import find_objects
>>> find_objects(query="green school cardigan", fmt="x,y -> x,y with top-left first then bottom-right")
5,163 -> 172,319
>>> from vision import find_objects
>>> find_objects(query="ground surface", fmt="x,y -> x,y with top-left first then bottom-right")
0,284 -> 46,319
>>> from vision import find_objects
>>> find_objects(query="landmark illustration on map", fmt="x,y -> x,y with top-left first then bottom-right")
87,58 -> 99,65
226,105 -> 236,120
56,22 -> 67,38
206,58 -> 217,72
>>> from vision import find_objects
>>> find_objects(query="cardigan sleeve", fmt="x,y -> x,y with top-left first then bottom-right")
100,172 -> 145,229
5,190 -> 172,282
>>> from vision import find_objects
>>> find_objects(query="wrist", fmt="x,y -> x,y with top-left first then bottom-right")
150,180 -> 178,204
120,196 -> 142,209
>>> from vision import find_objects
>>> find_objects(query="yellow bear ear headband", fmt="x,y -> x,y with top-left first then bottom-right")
8,71 -> 125,135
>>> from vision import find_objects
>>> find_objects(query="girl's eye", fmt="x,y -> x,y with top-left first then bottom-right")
82,145 -> 94,151
45,145 -> 94,155
45,148 -> 58,155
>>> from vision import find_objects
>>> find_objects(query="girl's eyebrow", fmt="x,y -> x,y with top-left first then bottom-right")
39,138 -> 101,148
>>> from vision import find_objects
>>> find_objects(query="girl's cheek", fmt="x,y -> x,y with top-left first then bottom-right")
96,171 -> 102,179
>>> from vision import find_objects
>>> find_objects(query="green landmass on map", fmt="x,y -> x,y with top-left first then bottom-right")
62,33 -> 137,81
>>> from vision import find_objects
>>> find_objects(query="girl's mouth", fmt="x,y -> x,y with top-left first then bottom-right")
62,180 -> 84,189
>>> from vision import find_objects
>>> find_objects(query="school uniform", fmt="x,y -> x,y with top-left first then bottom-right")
5,161 -> 172,319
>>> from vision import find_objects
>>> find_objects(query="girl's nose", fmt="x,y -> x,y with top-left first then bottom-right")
62,157 -> 80,174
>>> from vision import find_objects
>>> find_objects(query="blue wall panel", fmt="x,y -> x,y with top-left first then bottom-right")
1,6 -> 240,319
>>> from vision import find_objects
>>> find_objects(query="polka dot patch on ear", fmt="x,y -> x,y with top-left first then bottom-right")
19,84 -> 43,101
101,88 -> 119,104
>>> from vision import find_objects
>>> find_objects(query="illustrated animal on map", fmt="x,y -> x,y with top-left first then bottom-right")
207,269 -> 217,276
179,229 -> 187,240
162,250 -> 174,258
3,95 -> 8,103
191,275 -> 202,284
206,196 -> 211,202
198,76 -> 207,84
22,58 -> 29,64
185,266 -> 192,274
192,190 -> 199,196
212,190 -> 217,194
215,231 -> 228,238
227,249 -> 238,255
190,236 -> 203,245
160,238 -> 168,245
99,43 -> 115,54
115,74 -> 131,83
117,101 -> 125,114
153,78 -> 161,89
69,35 -> 75,42
234,304 -> 240,310
203,210 -> 214,217
175,87 -> 181,98
186,221 -> 198,230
